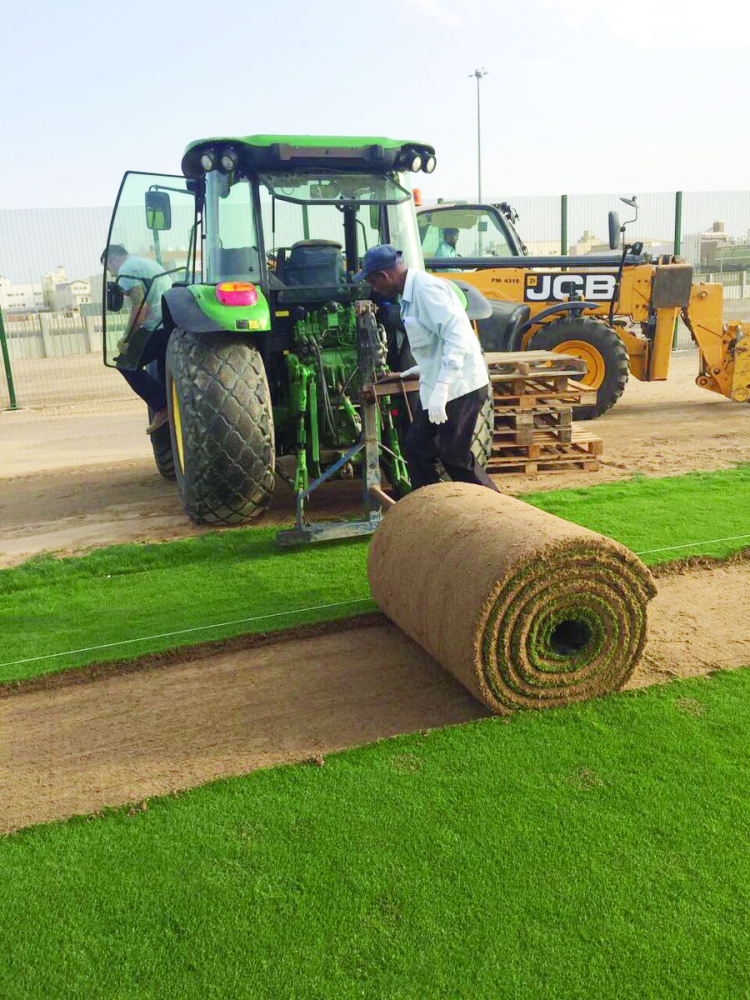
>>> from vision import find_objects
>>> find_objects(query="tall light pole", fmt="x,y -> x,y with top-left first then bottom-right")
470,68 -> 488,202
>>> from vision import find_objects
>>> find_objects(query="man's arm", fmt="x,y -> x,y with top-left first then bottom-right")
124,284 -> 149,334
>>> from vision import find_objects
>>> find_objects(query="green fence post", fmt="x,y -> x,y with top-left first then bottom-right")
672,191 -> 683,349
561,194 -> 568,255
0,309 -> 18,410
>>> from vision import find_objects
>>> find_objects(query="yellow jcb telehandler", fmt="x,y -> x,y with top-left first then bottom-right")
418,199 -> 750,418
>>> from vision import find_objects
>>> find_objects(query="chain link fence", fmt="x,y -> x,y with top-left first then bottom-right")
2,192 -> 750,409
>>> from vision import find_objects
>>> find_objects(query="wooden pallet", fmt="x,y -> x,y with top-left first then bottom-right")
485,350 -> 594,405
487,430 -> 602,474
484,350 -> 588,377
486,456 -> 601,475
493,405 -> 573,446
492,382 -> 598,409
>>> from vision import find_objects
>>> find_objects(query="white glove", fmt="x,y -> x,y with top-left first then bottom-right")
427,382 -> 450,424
398,365 -> 420,379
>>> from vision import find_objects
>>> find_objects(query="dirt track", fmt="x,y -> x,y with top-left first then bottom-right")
1,351 -> 749,566
1,560 -> 748,833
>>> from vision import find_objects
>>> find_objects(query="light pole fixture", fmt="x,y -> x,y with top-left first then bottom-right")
469,67 -> 488,202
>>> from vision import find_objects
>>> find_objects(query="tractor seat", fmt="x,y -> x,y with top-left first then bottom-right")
283,240 -> 345,287
477,301 -> 531,352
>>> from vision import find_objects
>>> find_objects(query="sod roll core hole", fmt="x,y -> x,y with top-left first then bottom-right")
550,619 -> 592,657
368,483 -> 657,715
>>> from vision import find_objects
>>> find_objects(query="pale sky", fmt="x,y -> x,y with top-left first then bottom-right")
3,0 -> 749,210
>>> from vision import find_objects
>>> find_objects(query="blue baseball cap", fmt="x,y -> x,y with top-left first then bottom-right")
355,244 -> 403,282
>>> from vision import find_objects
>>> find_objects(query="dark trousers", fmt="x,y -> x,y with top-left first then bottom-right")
403,384 -> 498,491
116,326 -> 169,412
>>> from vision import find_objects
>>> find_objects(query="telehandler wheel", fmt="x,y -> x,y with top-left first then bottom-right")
165,328 -> 275,525
530,317 -> 629,419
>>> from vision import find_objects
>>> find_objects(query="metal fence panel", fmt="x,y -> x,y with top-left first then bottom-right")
3,192 -> 750,409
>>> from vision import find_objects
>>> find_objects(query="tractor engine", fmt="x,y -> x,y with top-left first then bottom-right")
274,301 -> 389,491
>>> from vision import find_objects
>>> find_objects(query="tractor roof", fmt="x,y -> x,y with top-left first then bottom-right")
181,135 -> 435,179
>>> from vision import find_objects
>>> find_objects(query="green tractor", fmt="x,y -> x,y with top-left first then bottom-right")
102,135 -> 493,527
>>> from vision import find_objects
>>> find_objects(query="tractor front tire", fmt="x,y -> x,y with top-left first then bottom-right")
529,317 -> 629,419
166,328 -> 275,525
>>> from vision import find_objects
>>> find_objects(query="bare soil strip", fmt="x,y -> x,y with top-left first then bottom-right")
1,562 -> 748,834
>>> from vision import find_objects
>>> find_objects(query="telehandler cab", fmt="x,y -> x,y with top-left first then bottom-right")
419,199 -> 750,418
102,136 -> 493,527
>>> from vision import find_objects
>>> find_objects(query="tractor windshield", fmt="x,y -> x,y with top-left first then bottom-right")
259,170 -> 411,206
257,171 -> 423,277
203,169 -> 424,286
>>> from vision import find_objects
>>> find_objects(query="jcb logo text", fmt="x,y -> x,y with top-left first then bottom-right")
524,273 -> 617,302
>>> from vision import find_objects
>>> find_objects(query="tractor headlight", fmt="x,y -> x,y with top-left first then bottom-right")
219,148 -> 238,173
200,151 -> 216,172
423,155 -> 437,174
409,153 -> 423,172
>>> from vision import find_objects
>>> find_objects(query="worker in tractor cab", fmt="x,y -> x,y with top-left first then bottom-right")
102,245 -> 172,434
357,244 -> 498,492
434,227 -> 460,258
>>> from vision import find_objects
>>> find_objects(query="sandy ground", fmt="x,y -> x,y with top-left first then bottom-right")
1,351 -> 748,566
1,560 -> 748,833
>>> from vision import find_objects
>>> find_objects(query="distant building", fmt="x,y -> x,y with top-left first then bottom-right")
41,265 -> 91,313
0,275 -> 44,312
680,221 -> 750,269
569,230 -> 603,255
525,240 -> 561,256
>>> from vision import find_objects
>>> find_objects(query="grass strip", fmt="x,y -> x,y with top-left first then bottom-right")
525,464 -> 750,563
1,464 -> 748,684
0,529 -> 374,682
1,667 -> 749,999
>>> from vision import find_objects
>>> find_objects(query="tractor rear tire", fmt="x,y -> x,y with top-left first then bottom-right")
145,359 -> 175,480
166,328 -> 275,525
529,317 -> 629,419
470,393 -> 494,469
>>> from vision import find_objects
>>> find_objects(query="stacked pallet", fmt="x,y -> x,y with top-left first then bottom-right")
484,351 -> 602,475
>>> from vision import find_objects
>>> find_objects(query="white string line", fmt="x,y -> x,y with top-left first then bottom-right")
0,598 -> 374,670
635,533 -> 750,556
3,531 -> 750,673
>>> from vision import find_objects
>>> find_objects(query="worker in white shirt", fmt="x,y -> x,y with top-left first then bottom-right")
356,244 -> 498,491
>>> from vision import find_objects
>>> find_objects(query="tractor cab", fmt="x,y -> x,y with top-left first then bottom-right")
101,135 -> 492,527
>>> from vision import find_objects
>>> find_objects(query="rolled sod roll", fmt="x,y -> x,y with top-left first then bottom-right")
368,482 -> 657,714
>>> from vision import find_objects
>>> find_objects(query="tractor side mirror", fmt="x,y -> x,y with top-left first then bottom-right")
106,281 -> 124,312
145,190 -> 172,231
608,211 -> 621,250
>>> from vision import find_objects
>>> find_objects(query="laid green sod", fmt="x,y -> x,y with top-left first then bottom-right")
2,668 -> 750,999
0,529 -> 375,683
1,465 -> 748,684
526,464 -> 750,561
